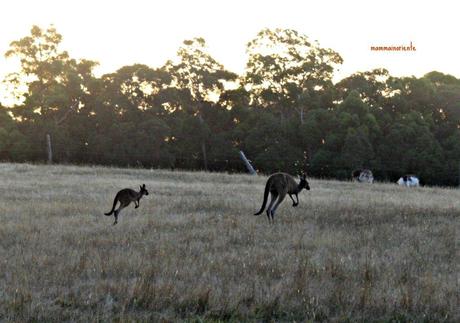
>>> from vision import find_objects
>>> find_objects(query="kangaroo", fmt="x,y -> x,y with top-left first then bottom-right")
254,173 -> 310,223
352,169 -> 374,183
105,184 -> 149,225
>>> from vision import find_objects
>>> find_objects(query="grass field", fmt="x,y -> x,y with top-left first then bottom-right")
0,163 -> 458,322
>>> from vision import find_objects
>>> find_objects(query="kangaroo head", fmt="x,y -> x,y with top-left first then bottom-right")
140,184 -> 149,196
299,173 -> 310,191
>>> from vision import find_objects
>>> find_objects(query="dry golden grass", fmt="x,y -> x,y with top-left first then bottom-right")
0,163 -> 458,322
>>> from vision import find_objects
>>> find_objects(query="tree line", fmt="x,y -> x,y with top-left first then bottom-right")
1,26 -> 460,186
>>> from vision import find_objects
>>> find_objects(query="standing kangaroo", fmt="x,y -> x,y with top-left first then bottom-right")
105,184 -> 149,225
254,173 -> 310,223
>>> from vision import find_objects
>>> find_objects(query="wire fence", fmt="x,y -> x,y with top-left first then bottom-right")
3,140 -> 459,186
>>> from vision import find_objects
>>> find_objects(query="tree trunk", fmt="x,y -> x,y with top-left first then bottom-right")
46,133 -> 52,164
201,140 -> 208,171
197,113 -> 208,171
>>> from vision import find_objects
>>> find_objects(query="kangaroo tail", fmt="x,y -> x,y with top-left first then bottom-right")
254,180 -> 270,215
104,195 -> 118,216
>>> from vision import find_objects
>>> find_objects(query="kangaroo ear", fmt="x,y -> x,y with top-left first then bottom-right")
142,184 -> 146,188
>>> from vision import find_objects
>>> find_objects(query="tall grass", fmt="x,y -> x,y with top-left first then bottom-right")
0,163 -> 458,321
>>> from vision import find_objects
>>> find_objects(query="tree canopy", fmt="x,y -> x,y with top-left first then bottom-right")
2,25 -> 460,186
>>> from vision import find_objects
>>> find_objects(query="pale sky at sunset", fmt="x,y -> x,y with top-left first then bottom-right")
1,0 -> 459,105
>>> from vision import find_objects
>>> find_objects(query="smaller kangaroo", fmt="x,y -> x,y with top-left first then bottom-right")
105,184 -> 149,225
254,172 -> 310,223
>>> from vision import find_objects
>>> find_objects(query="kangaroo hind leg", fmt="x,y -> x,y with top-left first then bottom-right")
271,191 -> 287,222
113,204 -> 127,225
266,192 -> 278,223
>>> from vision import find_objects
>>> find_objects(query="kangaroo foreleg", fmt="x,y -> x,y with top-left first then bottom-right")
135,200 -> 139,208
289,194 -> 298,207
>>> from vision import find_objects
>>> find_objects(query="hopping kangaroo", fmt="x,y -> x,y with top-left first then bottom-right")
254,173 -> 310,223
105,184 -> 149,225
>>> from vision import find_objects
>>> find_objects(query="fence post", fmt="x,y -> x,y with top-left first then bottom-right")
46,133 -> 52,164
239,150 -> 256,175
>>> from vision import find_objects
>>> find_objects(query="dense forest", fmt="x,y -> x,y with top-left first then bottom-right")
1,26 -> 460,185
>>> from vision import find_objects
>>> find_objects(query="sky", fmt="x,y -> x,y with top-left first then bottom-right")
1,0 -> 459,104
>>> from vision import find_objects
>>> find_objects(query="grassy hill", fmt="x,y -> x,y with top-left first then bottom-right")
0,163 -> 458,321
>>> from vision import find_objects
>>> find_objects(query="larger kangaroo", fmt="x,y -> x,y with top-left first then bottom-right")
254,173 -> 310,223
105,184 -> 149,225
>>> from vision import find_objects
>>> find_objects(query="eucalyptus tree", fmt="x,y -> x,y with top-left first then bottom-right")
0,105 -> 30,160
335,68 -> 391,109
4,25 -> 98,161
5,25 -> 97,124
244,28 -> 343,122
164,37 -> 237,170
